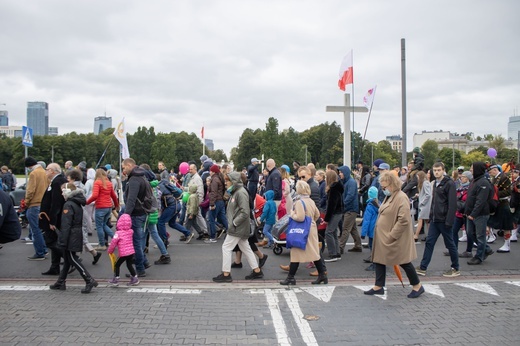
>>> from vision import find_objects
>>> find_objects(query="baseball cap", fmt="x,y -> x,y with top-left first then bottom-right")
378,163 -> 390,170
251,158 -> 259,164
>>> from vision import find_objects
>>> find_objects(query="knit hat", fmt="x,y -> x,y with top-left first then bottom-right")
413,147 -> 421,153
105,164 -> 112,170
368,186 -> 378,200
461,171 -> 473,181
117,214 -> 133,232
281,164 -> 290,173
24,157 -> 38,167
210,164 -> 220,174
78,161 -> 87,169
373,159 -> 384,168
200,154 -> 208,162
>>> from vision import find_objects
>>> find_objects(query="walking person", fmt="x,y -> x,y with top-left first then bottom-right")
258,190 -> 277,248
280,180 -> 327,285
416,162 -> 460,277
86,169 -> 119,251
323,170 -> 344,262
487,164 -> 514,253
24,157 -> 48,260
49,183 -> 98,293
338,165 -> 362,253
361,186 -> 380,271
413,171 -> 432,242
208,164 -> 228,242
107,213 -> 140,286
363,172 -> 424,298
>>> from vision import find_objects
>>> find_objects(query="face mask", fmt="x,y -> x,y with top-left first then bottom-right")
461,181 -> 470,187
383,189 -> 392,197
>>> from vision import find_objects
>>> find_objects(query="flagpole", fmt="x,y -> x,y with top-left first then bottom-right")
351,50 -> 355,168
359,86 -> 377,164
95,135 -> 115,169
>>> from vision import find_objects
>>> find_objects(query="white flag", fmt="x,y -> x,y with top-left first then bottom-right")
113,118 -> 130,159
363,85 -> 377,109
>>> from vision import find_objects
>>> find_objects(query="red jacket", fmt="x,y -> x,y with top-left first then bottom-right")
86,180 -> 119,209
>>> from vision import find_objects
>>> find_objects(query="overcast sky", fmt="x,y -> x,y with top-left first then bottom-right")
1,0 -> 518,156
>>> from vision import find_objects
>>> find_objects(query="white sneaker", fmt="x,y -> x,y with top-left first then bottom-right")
497,240 -> 511,253
511,230 -> 518,242
487,232 -> 496,244
458,231 -> 467,242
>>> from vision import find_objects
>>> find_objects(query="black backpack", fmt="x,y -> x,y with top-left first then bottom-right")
137,177 -> 158,214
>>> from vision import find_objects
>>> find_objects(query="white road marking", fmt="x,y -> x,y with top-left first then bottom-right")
264,289 -> 291,346
422,284 -> 445,298
127,288 -> 201,294
300,286 -> 335,303
282,290 -> 319,345
505,280 -> 520,287
454,283 -> 499,296
0,286 -> 49,291
353,285 -> 387,300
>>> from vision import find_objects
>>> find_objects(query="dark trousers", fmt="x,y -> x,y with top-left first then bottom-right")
247,182 -> 258,209
114,255 -> 137,277
289,258 -> 326,276
374,262 -> 420,287
59,250 -> 91,283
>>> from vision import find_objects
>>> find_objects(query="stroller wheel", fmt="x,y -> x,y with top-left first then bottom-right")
273,246 -> 283,255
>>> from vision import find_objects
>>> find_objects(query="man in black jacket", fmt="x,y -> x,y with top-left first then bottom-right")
265,159 -> 282,217
40,163 -> 68,275
0,189 -> 21,244
416,162 -> 460,277
247,158 -> 260,208
465,161 -> 495,264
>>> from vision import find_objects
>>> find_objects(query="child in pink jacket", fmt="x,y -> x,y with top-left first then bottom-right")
107,214 -> 139,286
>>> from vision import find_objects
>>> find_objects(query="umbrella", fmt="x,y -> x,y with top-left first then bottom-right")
108,253 -> 117,272
393,265 -> 405,287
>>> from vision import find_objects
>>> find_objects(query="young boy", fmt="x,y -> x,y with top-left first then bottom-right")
186,184 -> 204,241
259,190 -> 277,248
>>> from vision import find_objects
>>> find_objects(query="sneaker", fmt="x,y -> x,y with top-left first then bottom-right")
443,250 -> 450,256
212,273 -> 232,283
126,271 -> 146,278
179,235 -> 186,241
263,244 -> 273,249
487,232 -> 496,243
196,234 -> 204,240
484,249 -> 494,260
231,262 -> 243,268
459,251 -> 472,258
217,229 -> 226,239
23,237 -> 32,242
363,255 -> 372,263
144,262 -> 152,269
204,238 -> 217,244
347,247 -> 362,252
324,256 -> 338,262
467,257 -> 482,265
258,254 -> 268,268
185,233 -> 194,244
92,252 -> 102,265
415,266 -> 426,276
127,276 -> 140,286
458,234 -> 467,242
108,277 -> 120,287
154,255 -> 171,265
443,268 -> 460,277
245,270 -> 264,280
94,245 -> 107,251
28,255 -> 46,261
365,263 -> 375,271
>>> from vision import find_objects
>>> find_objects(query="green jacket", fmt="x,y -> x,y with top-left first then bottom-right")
226,172 -> 250,239
187,184 -> 200,217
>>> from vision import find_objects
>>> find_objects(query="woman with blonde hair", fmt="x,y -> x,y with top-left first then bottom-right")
280,180 -> 327,285
86,169 -> 119,250
364,172 -> 424,298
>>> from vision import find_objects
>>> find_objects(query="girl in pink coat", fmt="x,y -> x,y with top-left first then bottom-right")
107,214 -> 139,286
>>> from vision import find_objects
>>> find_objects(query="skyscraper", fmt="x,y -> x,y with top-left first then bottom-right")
507,116 -> 520,140
0,110 -> 7,126
94,116 -> 112,135
27,101 -> 49,136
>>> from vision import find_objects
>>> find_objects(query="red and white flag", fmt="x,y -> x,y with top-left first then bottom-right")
338,50 -> 353,91
201,126 -> 204,139
363,85 -> 377,109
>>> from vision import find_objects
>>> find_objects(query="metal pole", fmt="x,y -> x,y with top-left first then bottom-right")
25,146 -> 28,184
452,142 -> 455,172
305,145 -> 308,165
517,131 -> 519,165
401,38 -> 407,167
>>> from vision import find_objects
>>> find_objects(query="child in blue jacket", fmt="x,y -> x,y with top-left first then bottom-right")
362,186 -> 380,271
259,190 -> 277,248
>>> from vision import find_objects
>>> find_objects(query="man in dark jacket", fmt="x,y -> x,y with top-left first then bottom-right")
40,163 -> 68,275
122,158 -> 149,277
247,158 -> 260,208
338,165 -> 362,253
417,162 -> 460,277
265,159 -> 282,215
0,189 -> 21,244
464,161 -> 494,264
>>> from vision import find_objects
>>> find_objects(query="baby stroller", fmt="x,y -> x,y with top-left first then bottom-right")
271,214 -> 290,255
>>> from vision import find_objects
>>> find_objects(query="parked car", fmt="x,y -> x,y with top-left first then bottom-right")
10,183 -> 26,208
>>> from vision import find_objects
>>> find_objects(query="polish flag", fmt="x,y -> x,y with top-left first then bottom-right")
363,85 -> 377,109
201,126 -> 204,139
338,50 -> 353,91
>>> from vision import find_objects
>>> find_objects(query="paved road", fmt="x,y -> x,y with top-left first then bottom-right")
1,227 -> 519,345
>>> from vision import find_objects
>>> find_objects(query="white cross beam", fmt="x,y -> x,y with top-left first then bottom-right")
326,93 -> 368,167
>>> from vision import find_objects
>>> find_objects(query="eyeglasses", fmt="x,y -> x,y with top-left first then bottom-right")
299,175 -> 307,179
380,184 -> 389,190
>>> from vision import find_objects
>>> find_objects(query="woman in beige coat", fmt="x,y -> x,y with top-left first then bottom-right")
365,172 -> 424,298
280,180 -> 327,285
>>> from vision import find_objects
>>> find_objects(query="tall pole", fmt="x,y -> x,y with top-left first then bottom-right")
517,131 -> 520,165
305,145 -> 308,165
452,142 -> 455,172
401,38 -> 408,167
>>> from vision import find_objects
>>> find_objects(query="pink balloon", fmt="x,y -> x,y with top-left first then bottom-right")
487,148 -> 497,158
179,162 -> 189,174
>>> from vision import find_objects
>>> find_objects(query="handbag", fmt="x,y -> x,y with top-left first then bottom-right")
286,200 -> 312,250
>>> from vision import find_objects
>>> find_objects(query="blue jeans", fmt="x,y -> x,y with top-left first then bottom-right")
27,206 -> 46,257
146,223 -> 168,256
452,216 -> 464,250
158,201 -> 190,239
420,221 -> 459,270
131,214 -> 147,272
466,215 -> 491,261
262,223 -> 274,245
209,200 -> 228,239
95,208 -> 114,246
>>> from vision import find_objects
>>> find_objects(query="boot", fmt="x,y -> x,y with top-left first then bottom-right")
280,274 -> 296,285
49,280 -> 66,290
458,230 -> 467,242
511,229 -> 518,242
81,278 -> 98,294
311,273 -> 328,285
497,239 -> 510,253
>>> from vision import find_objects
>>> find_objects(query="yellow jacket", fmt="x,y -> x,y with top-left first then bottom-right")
25,166 -> 48,208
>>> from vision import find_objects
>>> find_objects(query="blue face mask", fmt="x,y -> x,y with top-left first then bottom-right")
383,189 -> 392,197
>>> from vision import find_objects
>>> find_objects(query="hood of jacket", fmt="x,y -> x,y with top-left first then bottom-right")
143,169 -> 156,182
264,190 -> 274,201
86,168 -> 96,180
472,161 -> 487,180
65,188 -> 86,206
189,184 -> 198,194
228,171 -> 243,188
338,166 -> 352,182
129,166 -> 146,178
108,169 -> 118,180
117,213 -> 133,231
202,160 -> 213,171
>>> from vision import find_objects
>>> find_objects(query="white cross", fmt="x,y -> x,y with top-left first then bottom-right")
326,93 -> 368,167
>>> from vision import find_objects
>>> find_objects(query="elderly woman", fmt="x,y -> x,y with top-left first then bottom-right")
280,180 -> 327,285
364,172 -> 424,298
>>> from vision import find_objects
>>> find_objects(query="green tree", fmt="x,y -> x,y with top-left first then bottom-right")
421,140 -> 439,168
261,117 -> 282,164
127,126 -> 156,165
236,128 -> 263,170
461,151 -> 488,167
438,147 -> 462,172
280,127 -> 302,167
150,133 -> 178,171
209,149 -> 228,163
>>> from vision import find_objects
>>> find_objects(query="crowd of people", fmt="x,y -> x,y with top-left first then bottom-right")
1,149 -> 517,298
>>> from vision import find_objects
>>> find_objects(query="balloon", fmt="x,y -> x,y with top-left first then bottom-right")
182,192 -> 189,203
179,162 -> 189,174
487,148 -> 497,158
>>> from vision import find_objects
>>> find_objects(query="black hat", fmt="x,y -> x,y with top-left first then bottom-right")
24,157 -> 38,167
